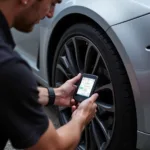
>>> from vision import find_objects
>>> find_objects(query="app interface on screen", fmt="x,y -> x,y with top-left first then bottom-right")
77,77 -> 95,97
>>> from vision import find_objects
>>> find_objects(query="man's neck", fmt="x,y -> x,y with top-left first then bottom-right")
0,1 -> 17,27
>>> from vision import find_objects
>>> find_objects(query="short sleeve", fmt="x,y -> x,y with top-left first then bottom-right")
0,56 -> 49,149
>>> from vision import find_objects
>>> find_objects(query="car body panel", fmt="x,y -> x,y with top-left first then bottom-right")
29,0 -> 150,84
137,131 -> 150,150
12,0 -> 150,77
41,0 -> 150,30
11,0 -> 150,149
107,14 -> 150,135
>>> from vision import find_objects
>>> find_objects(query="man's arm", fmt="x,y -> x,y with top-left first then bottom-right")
35,87 -> 83,150
27,119 -> 84,150
27,94 -> 98,150
0,51 -> 97,150
37,74 -> 81,107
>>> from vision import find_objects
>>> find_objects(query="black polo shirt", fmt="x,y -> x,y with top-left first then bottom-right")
0,11 -> 49,149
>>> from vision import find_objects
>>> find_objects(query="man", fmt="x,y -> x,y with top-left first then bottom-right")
0,0 -> 98,150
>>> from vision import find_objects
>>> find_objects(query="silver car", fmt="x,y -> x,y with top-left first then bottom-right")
12,0 -> 150,150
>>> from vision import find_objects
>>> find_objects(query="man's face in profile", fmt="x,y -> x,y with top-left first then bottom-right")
14,0 -> 61,33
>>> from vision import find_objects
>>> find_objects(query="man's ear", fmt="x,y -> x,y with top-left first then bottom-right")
20,0 -> 28,5
20,0 -> 35,6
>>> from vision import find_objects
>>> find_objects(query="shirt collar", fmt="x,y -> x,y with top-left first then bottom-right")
0,11 -> 15,49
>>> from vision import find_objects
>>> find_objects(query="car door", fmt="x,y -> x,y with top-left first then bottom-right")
11,24 -> 40,72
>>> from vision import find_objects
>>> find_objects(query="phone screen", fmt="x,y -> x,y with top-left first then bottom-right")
77,77 -> 95,97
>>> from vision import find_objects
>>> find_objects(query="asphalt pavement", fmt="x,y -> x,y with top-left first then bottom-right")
4,106 -> 60,150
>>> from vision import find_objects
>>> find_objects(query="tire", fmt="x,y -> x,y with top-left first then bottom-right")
52,23 -> 137,150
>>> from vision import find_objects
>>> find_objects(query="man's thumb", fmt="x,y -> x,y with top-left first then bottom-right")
69,73 -> 81,84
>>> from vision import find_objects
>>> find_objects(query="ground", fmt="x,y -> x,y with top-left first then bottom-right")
5,106 -> 60,150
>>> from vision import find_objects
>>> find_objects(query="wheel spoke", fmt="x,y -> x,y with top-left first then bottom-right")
91,120 -> 101,149
96,83 -> 113,92
98,67 -> 110,79
77,145 -> 84,150
60,56 -> 76,76
92,54 -> 101,74
85,126 -> 90,149
95,115 -> 110,141
97,102 -> 115,112
65,44 -> 78,74
56,64 -> 70,79
84,43 -> 92,72
72,38 -> 83,71
61,112 -> 68,123
89,123 -> 97,149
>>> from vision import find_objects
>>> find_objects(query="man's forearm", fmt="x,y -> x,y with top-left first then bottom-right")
37,86 -> 84,149
37,87 -> 49,106
27,119 -> 85,150
57,118 -> 85,150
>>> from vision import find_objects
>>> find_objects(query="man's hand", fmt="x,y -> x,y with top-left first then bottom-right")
28,94 -> 98,150
37,73 -> 81,106
54,73 -> 81,106
72,93 -> 98,128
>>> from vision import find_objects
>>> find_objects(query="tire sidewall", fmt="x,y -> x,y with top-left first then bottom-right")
52,23 -> 137,150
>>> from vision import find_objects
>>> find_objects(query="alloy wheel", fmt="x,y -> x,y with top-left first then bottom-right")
54,36 -> 115,150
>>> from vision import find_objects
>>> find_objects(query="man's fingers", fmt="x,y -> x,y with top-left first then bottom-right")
95,109 -> 97,113
90,93 -> 99,103
72,105 -> 77,112
71,99 -> 76,105
69,73 -> 81,84
71,86 -> 77,95
71,99 -> 75,103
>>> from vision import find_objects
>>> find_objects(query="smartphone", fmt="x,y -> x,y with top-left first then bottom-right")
74,74 -> 98,102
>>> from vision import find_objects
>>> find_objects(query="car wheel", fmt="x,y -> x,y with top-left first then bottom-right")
52,23 -> 137,150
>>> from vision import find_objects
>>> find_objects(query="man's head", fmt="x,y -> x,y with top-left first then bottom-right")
0,0 -> 61,32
